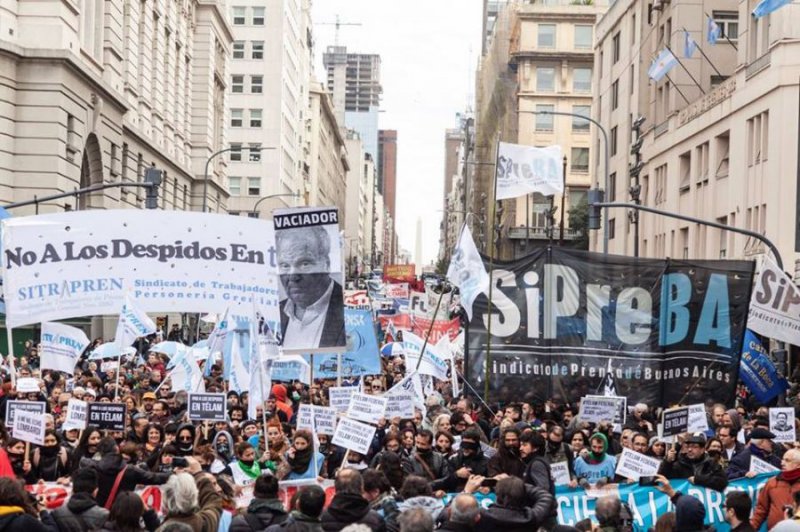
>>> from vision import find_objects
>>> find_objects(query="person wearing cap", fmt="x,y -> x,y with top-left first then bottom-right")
727,427 -> 782,480
659,432 -> 728,491
752,449 -> 800,529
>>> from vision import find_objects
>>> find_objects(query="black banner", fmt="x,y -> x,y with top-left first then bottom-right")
88,403 -> 127,431
188,393 -> 227,421
466,248 -> 754,407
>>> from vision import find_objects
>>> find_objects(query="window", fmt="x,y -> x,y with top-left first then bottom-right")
230,143 -> 242,162
571,147 -> 589,173
572,105 -> 590,132
248,143 -> 261,162
538,24 -> 556,48
611,80 -> 619,110
612,32 -> 620,64
713,11 -> 738,41
655,164 -> 667,205
230,109 -> 243,127
715,131 -> 730,178
631,14 -> 636,44
232,41 -> 244,59
247,177 -> 261,196
679,151 -> 691,190
609,218 -> 616,240
232,6 -> 245,25
537,67 -> 555,92
249,109 -> 262,128
680,228 -> 689,259
573,68 -> 591,93
229,211 -> 240,216
574,25 -> 592,49
251,75 -> 263,93
696,142 -> 709,183
747,111 -> 769,165
536,105 -> 554,131
251,41 -> 264,59
717,216 -> 727,258
247,212 -> 260,218
252,7 -> 264,25
608,172 -> 617,201
610,126 -> 618,156
231,75 -> 244,93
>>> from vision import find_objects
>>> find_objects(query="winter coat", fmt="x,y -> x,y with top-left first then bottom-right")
751,475 -> 800,530
487,450 -> 526,479
0,507 -> 49,532
265,511 -> 323,532
230,498 -> 289,532
160,476 -> 224,532
80,453 -> 170,508
728,447 -> 782,480
368,492 -> 400,532
403,450 -> 450,482
320,493 -> 385,532
48,492 -> 109,532
397,495 -> 446,521
476,485 -> 555,532
431,449 -> 489,493
658,453 -> 728,491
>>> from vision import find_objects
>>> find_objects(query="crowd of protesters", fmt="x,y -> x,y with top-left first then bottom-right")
2,329 -> 800,532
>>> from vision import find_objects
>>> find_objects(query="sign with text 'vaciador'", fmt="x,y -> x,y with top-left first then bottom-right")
1,210 -> 280,327
466,248 -> 754,407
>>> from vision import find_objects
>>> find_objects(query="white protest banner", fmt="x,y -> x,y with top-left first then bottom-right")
5,400 -> 46,436
15,377 -> 41,394
579,396 -> 624,424
1,210 -> 280,328
495,142 -> 564,200
63,399 -> 88,430
749,256 -> 800,346
385,283 -> 410,300
687,404 -> 709,433
615,448 -> 662,481
401,331 -> 450,381
346,392 -> 388,425
332,417 -> 377,455
297,404 -> 314,431
552,461 -> 571,486
385,391 -> 415,419
329,386 -> 357,414
13,410 -> 45,445
40,322 -> 90,375
750,456 -> 780,474
770,407 -> 796,443
313,406 -> 337,435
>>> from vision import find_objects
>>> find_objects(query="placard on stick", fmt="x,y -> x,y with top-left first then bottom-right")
580,395 -> 627,424
661,406 -> 689,437
88,403 -> 127,431
5,400 -> 46,436
63,399 -> 88,430
13,410 -> 45,445
187,393 -> 227,422
332,417 -> 376,455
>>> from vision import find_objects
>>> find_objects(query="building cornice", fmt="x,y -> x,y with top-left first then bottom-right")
518,11 -> 598,23
196,0 -> 235,46
512,50 -> 594,63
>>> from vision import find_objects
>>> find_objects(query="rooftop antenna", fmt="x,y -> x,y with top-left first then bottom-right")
316,14 -> 362,46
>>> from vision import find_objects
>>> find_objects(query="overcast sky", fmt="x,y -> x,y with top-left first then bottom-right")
311,0 -> 483,267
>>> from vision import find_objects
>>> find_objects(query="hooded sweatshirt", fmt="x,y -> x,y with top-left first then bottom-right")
573,433 -> 616,484
320,493 -> 385,532
271,384 -> 294,419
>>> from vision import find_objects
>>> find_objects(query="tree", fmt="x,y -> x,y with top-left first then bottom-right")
435,257 -> 448,275
568,200 -> 589,250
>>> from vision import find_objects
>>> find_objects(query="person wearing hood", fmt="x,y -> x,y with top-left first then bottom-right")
396,475 -> 445,523
433,428 -> 488,493
270,385 -> 294,420
211,431 -> 236,474
174,423 -> 197,457
465,475 -> 554,532
321,468 -> 385,531
488,427 -> 525,478
752,449 -> 800,530
654,474 -> 713,532
81,436 -> 170,508
727,428 -> 782,480
659,433 -> 728,491
0,477 -> 49,532
45,468 -> 109,531
230,475 -> 288,532
573,433 -> 616,487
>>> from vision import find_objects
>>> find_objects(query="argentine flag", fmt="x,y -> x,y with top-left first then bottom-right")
707,16 -> 721,44
753,0 -> 793,18
647,48 -> 678,82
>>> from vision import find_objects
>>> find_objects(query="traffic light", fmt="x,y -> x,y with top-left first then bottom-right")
144,167 -> 163,210
588,188 -> 604,230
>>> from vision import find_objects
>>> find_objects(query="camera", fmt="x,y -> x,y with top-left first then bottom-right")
639,476 -> 656,486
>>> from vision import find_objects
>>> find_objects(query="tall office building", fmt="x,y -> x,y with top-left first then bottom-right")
378,129 -> 398,264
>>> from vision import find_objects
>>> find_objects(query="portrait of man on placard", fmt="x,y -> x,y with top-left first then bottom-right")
772,410 -> 793,432
275,225 -> 346,351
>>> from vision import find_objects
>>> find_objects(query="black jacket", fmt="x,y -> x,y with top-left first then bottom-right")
266,511 -> 323,532
320,493 -> 386,532
81,454 -> 170,507
48,492 -> 109,532
432,449 -> 490,493
230,498 -> 289,532
476,485 -> 555,532
0,508 -> 50,532
727,448 -> 781,480
279,281 -> 346,349
404,450 -> 451,482
658,453 -> 728,491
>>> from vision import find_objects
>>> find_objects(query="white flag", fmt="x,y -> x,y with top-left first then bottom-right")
40,322 -> 90,375
228,334 -> 251,395
170,353 -> 204,392
496,142 -> 563,200
749,256 -> 800,346
446,226 -> 490,320
114,295 -> 156,349
248,310 -> 277,420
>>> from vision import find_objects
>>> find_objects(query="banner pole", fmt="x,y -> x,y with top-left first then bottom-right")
414,285 -> 446,372
6,326 -> 15,388
484,133 -> 501,400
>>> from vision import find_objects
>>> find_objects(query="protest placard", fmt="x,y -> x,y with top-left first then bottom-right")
5,400 -> 46,436
63,399 -> 88,430
332,417 -> 377,455
551,461 -> 571,486
187,393 -> 226,422
615,448 -> 662,481
687,404 -> 709,433
750,456 -> 780,474
100,361 -> 119,373
329,386 -> 357,413
313,406 -> 337,435
16,377 -> 41,394
88,403 -> 127,431
579,396 -> 626,424
297,404 -> 314,431
13,410 -> 45,445
662,407 -> 689,437
346,392 -> 388,424
385,392 -> 415,419
770,407 -> 796,443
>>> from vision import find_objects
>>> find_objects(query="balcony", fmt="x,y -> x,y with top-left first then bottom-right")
508,225 -> 583,240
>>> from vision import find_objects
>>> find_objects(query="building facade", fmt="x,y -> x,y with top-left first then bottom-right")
378,129 -> 398,264
307,82 -> 348,215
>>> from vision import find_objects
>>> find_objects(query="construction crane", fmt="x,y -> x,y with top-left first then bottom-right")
315,14 -> 361,46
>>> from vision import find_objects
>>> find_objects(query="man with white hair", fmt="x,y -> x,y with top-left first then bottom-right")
624,403 -> 653,432
159,457 -> 224,532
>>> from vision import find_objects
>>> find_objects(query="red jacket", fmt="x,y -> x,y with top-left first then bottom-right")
751,475 -> 800,530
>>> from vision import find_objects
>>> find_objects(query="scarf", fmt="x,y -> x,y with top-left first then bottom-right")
238,459 -> 262,479
290,447 -> 313,474
749,443 -> 768,459
781,468 -> 800,483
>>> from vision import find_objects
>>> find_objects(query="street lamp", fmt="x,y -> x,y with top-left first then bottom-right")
518,109 -> 611,253
250,193 -> 300,217
202,145 -> 276,213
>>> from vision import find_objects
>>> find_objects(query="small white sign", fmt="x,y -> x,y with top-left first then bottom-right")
385,392 -> 415,419
13,410 -> 45,445
63,399 -> 88,430
615,448 -> 662,481
346,392 -> 388,425
297,404 -> 314,431
332,417 -> 377,455
100,360 -> 119,373
313,406 -> 337,435
329,386 -> 357,414
15,377 -> 40,394
579,396 -> 625,424
687,404 -> 709,433
551,461 -> 571,486
770,407 -> 796,443
750,456 -> 780,474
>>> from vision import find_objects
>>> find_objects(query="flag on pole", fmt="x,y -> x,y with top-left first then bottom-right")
683,31 -> 698,58
647,48 -> 678,81
170,350 -> 204,392
114,295 -> 156,349
204,307 -> 233,377
446,226 -> 490,320
495,143 -> 564,200
707,16 -> 721,44
753,0 -> 793,18
228,334 -> 250,395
